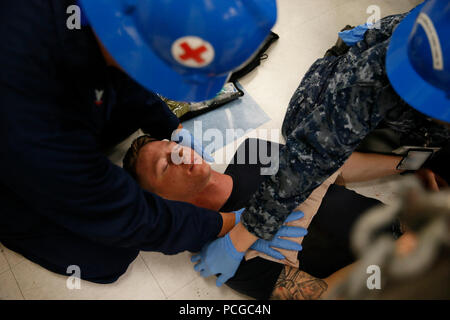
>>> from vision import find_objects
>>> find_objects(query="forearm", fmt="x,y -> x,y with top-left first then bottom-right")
218,212 -> 239,238
271,231 -> 419,300
229,222 -> 259,252
271,266 -> 329,300
241,39 -> 402,241
340,152 -> 404,184
271,263 -> 356,300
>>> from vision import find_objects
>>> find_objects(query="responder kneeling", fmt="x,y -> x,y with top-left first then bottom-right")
190,0 -> 450,294
1,0 -> 448,299
0,0 -> 289,283
119,0 -> 449,300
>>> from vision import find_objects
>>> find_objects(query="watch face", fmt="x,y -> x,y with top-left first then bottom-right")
398,150 -> 433,171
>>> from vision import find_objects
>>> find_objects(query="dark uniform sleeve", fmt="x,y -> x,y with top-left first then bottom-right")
0,89 -> 222,255
107,67 -> 180,140
0,0 -> 222,255
241,14 -> 409,240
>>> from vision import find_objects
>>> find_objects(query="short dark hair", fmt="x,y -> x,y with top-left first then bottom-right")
123,135 -> 158,180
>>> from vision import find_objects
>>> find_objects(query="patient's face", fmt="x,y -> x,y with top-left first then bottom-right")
135,140 -> 212,201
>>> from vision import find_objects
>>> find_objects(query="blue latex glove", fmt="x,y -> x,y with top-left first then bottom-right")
250,211 -> 307,260
191,234 -> 244,287
171,128 -> 214,162
233,208 -> 245,225
338,23 -> 372,46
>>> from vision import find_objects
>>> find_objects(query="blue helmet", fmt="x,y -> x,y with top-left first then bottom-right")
386,0 -> 450,122
79,0 -> 277,102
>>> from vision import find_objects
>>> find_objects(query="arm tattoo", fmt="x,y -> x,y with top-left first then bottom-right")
271,266 -> 328,300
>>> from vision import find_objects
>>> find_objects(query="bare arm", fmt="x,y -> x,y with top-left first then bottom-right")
270,263 -> 356,300
338,152 -> 404,185
270,266 -> 329,300
228,222 -> 258,252
268,152 -> 404,299
270,231 -> 420,300
227,152 -> 406,263
226,153 -> 405,254
218,212 -> 239,237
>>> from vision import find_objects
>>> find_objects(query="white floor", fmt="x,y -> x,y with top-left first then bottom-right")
0,0 -> 422,300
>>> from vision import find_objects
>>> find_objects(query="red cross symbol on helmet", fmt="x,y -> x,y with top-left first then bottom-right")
171,36 -> 215,68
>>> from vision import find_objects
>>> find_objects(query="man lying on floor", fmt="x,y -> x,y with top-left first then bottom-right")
123,135 -> 431,299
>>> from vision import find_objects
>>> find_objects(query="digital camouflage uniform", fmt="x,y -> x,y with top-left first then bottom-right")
241,12 -> 450,240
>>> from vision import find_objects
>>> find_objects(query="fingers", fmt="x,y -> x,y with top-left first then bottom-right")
427,171 -> 440,191
172,128 -> 214,162
191,138 -> 214,162
192,255 -> 207,274
171,128 -> 184,143
276,226 -> 308,238
418,169 -> 449,192
250,240 -> 285,260
417,169 -> 440,191
201,150 -> 215,163
264,247 -> 286,260
200,269 -> 212,278
193,261 -> 204,272
284,211 -> 305,223
173,129 -> 193,148
216,274 -> 229,287
194,260 -> 214,278
270,238 -> 303,251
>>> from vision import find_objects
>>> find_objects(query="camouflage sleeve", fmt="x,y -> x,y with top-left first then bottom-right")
241,13 -> 409,240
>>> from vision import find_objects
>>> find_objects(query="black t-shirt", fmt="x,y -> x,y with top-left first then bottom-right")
221,138 -> 383,300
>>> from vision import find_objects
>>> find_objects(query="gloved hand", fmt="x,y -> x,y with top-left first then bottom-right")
250,211 -> 307,260
191,234 -> 244,287
338,23 -> 372,46
171,128 -> 214,162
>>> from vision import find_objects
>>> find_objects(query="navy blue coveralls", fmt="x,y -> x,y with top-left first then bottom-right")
0,0 -> 222,283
